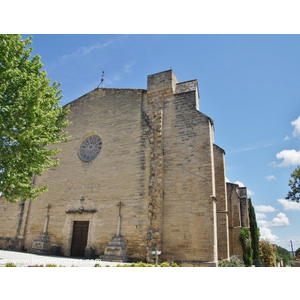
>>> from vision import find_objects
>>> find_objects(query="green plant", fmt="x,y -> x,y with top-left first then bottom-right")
135,261 -> 152,267
170,262 -> 180,267
275,245 -> 293,266
239,228 -> 253,266
249,198 -> 260,263
286,165 -> 300,202
99,261 -> 180,267
218,256 -> 245,267
45,264 -> 57,267
160,262 -> 170,267
27,265 -> 44,267
260,239 -> 277,267
0,34 -> 71,203
5,262 -> 17,267
94,263 -> 101,267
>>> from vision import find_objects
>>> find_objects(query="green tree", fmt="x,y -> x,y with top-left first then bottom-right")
259,239 -> 276,267
286,165 -> 300,202
239,228 -> 252,266
248,198 -> 260,263
275,245 -> 293,266
0,34 -> 70,203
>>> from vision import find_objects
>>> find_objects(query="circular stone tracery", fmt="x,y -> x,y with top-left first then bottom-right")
78,134 -> 102,162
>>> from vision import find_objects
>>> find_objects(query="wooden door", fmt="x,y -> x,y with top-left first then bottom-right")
71,221 -> 89,257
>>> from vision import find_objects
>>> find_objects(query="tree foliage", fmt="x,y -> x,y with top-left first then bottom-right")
239,228 -> 252,266
259,239 -> 277,267
275,245 -> 293,266
286,165 -> 300,203
248,198 -> 260,261
0,34 -> 70,202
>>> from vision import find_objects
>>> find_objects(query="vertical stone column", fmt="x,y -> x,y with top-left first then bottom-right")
146,93 -> 164,263
239,187 -> 249,228
145,70 -> 178,263
214,144 -> 230,260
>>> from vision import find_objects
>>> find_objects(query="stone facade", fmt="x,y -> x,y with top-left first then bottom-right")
0,70 -> 249,266
226,183 -> 250,260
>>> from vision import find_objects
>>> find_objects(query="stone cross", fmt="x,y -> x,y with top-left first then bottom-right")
46,204 -> 51,216
43,204 -> 52,233
80,196 -> 85,209
117,201 -> 124,217
116,201 -> 124,236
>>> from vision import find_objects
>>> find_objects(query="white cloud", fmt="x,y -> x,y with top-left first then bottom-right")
256,213 -> 267,219
265,175 -> 276,181
291,115 -> 300,137
259,227 -> 279,242
82,40 -> 114,55
269,212 -> 290,227
112,73 -> 121,82
278,198 -> 300,211
229,140 -> 279,154
255,205 -> 276,213
257,219 -> 269,227
233,181 -> 254,196
284,135 -> 290,141
247,189 -> 255,196
258,212 -> 290,227
61,40 -> 115,62
234,180 -> 244,187
123,62 -> 134,74
275,149 -> 300,168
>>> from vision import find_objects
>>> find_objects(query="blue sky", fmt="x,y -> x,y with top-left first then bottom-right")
21,34 -> 300,253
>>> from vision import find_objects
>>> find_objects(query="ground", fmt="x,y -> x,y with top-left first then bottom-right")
0,249 -> 127,267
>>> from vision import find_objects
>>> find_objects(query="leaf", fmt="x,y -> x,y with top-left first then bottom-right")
0,34 -> 71,202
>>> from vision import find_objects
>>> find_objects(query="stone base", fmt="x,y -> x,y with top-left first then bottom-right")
30,232 -> 51,255
100,235 -> 128,262
8,238 -> 24,251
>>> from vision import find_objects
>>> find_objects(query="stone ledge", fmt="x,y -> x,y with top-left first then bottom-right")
65,208 -> 97,214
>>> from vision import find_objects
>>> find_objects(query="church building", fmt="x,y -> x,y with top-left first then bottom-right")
0,70 -> 249,266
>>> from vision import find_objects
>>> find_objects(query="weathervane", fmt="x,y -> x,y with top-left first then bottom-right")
97,71 -> 105,88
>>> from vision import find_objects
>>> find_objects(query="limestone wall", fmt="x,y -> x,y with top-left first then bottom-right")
214,144 -> 229,260
147,71 -> 218,266
0,196 -> 19,248
226,182 -> 248,259
22,88 -> 150,260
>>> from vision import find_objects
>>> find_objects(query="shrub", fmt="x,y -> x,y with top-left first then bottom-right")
45,264 -> 57,267
160,262 -> 170,267
170,262 -> 180,267
134,261 -> 153,267
218,256 -> 245,267
99,261 -> 180,267
259,239 -> 276,267
27,265 -> 44,267
5,262 -> 17,267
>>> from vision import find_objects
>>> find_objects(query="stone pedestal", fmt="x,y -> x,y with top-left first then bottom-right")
101,235 -> 127,262
84,247 -> 95,259
8,237 -> 24,251
50,245 -> 61,256
30,232 -> 51,255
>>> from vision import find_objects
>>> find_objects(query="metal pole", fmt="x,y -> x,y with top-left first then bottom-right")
290,240 -> 294,257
